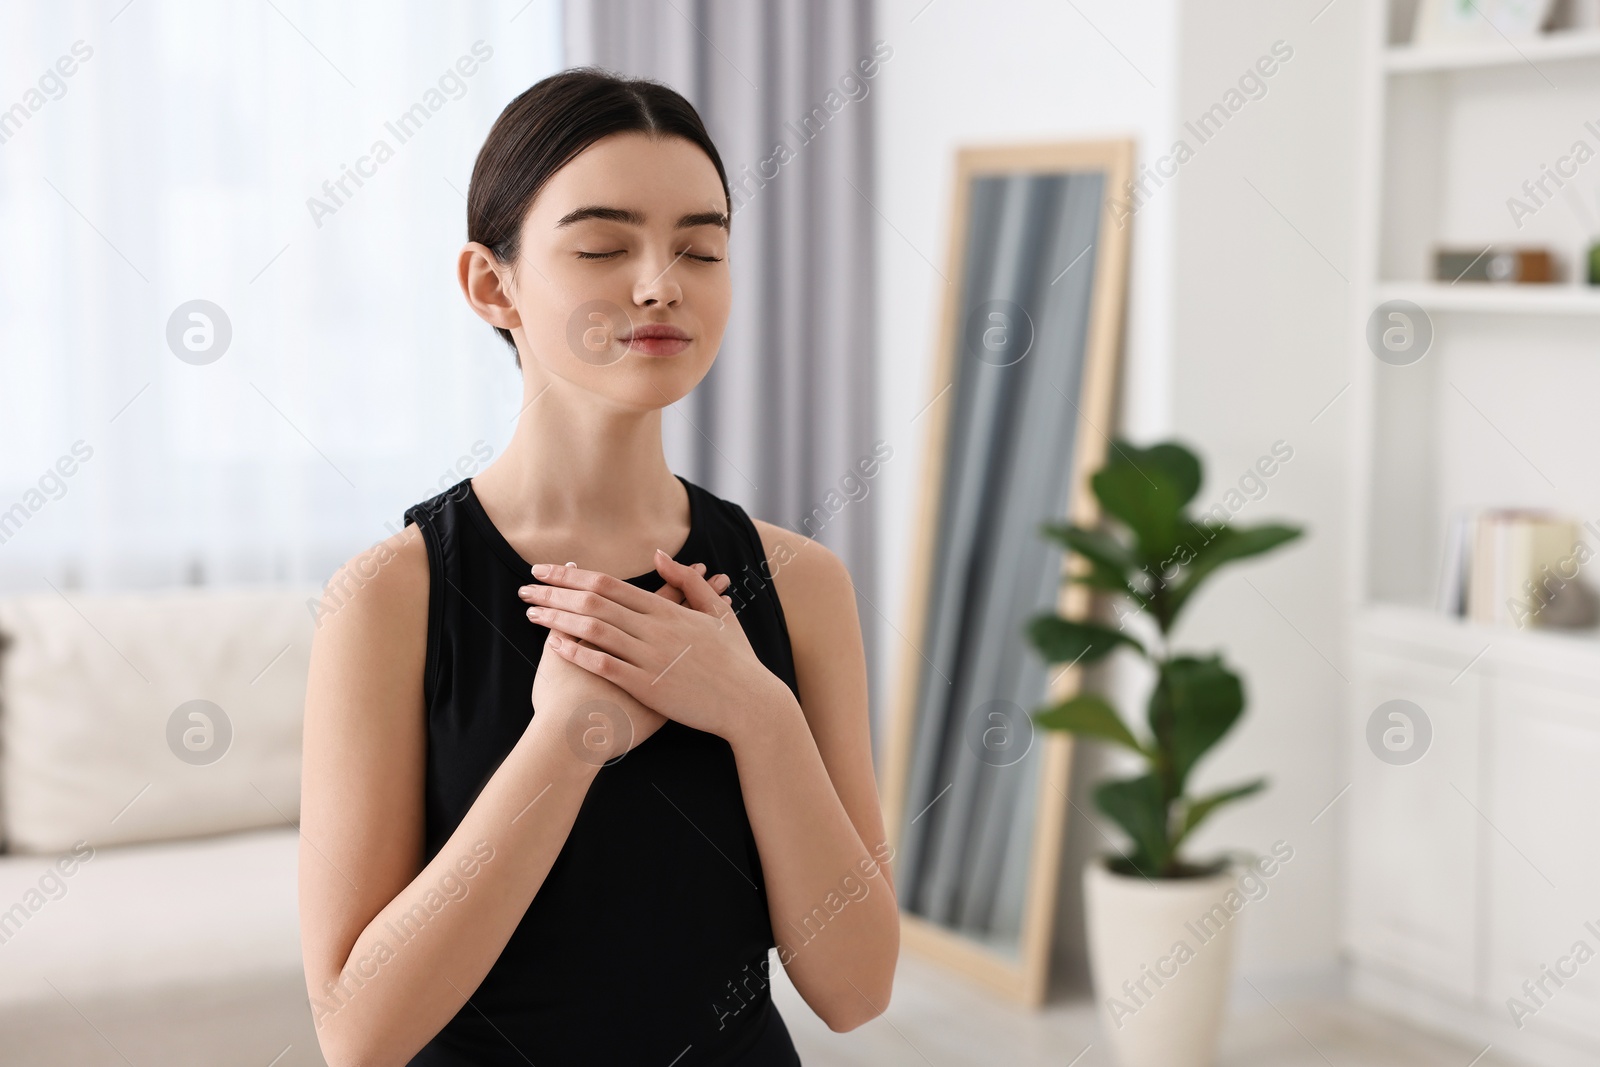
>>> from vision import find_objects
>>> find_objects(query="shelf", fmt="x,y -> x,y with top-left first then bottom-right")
1374,282 -> 1600,315
1386,30 -> 1600,73
1356,602 -> 1600,683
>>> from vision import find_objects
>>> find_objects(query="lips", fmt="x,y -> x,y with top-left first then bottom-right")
622,323 -> 691,357
623,324 -> 690,341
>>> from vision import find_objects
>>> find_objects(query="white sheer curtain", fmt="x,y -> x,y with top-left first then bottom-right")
0,0 -> 561,594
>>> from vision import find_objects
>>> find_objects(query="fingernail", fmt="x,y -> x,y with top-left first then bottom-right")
518,585 -> 535,596
549,633 -> 563,649
527,606 -> 541,620
655,547 -> 667,559
532,564 -> 551,578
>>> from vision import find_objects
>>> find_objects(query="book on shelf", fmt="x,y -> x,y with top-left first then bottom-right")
1437,512 -> 1471,616
1437,509 -> 1586,627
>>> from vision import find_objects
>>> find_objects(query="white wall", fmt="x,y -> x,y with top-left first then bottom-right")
874,0 -> 1364,994
1165,0 -> 1363,992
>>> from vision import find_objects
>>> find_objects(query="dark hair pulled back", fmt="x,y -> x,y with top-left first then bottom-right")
467,66 -> 731,364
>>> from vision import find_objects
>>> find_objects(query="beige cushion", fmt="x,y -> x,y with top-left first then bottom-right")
0,826 -> 304,1004
0,585 -> 319,853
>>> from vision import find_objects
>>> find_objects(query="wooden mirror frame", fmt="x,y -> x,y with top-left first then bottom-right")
882,138 -> 1134,1007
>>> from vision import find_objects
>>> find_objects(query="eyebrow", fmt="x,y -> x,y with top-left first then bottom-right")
554,205 -> 730,232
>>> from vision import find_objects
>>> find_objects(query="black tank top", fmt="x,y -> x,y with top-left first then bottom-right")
401,473 -> 803,1066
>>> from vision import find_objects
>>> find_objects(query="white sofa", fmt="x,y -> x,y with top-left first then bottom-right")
0,585 -> 329,1067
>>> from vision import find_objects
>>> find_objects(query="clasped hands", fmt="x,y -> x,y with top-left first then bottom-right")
519,550 -> 793,743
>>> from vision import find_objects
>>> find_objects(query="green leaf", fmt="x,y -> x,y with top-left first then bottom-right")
1090,441 -> 1203,561
1041,521 -> 1147,605
1116,441 -> 1203,505
1165,522 -> 1303,624
1094,774 -> 1170,875
1040,521 -> 1136,574
1025,614 -> 1146,665
1033,694 -> 1144,753
1176,778 -> 1267,846
1147,655 -> 1245,795
1069,570 -> 1151,609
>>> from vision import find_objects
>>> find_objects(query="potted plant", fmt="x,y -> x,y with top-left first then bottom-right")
1026,439 -> 1302,1067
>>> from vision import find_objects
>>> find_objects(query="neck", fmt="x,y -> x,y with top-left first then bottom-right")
472,366 -> 682,531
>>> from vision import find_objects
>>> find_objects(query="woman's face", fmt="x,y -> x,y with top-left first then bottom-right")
498,131 -> 731,410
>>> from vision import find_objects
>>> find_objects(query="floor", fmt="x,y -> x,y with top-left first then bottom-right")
7,949 -> 1527,1066
770,953 -> 1517,1067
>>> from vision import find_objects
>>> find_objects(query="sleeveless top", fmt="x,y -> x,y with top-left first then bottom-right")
400,473 -> 804,1066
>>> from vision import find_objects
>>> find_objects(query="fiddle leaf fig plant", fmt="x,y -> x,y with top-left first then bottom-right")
1027,439 -> 1303,878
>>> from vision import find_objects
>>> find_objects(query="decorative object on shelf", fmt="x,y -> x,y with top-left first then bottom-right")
1434,245 -> 1556,283
1026,439 -> 1302,1067
1550,0 -> 1600,31
1588,238 -> 1600,284
1542,573 -> 1600,626
1413,0 -> 1557,42
1447,508 -> 1597,628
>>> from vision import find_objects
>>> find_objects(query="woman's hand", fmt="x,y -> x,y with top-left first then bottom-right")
656,562 -> 733,609
518,552 -> 792,742
525,563 -> 732,765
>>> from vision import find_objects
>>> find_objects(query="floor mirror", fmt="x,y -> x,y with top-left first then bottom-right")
883,139 -> 1134,1006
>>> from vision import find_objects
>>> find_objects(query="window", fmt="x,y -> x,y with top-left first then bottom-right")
0,0 -> 561,591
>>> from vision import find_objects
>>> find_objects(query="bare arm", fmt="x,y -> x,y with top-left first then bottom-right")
732,521 -> 900,1032
297,527 -> 601,1067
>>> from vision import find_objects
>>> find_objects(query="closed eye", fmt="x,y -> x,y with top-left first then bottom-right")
575,250 -> 723,263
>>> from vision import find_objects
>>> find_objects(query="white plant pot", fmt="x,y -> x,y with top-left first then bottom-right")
1083,856 -> 1240,1067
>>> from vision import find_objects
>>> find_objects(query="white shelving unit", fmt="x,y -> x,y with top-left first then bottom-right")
1385,29 -> 1600,72
1376,281 -> 1600,314
1346,4 -> 1600,1065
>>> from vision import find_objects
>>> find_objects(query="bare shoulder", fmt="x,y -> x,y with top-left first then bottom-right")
747,517 -> 864,713
302,519 -> 431,780
302,521 -> 431,774
748,518 -> 855,623
312,523 -> 430,638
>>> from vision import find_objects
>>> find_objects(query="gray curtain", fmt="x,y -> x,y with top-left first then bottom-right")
898,172 -> 1104,947
563,0 -> 883,722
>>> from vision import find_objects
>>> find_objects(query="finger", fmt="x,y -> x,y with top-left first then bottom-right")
546,628 -> 646,693
654,582 -> 687,605
523,574 -> 692,607
529,604 -> 649,666
528,563 -> 662,616
653,548 -> 725,616
657,569 -> 726,607
522,568 -> 656,637
523,562 -> 727,614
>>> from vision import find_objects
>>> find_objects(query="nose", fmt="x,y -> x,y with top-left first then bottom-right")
633,248 -> 686,307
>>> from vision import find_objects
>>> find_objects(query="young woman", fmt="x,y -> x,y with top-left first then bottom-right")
298,68 -> 899,1066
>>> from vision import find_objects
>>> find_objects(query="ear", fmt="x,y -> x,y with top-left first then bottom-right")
458,242 -> 521,333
